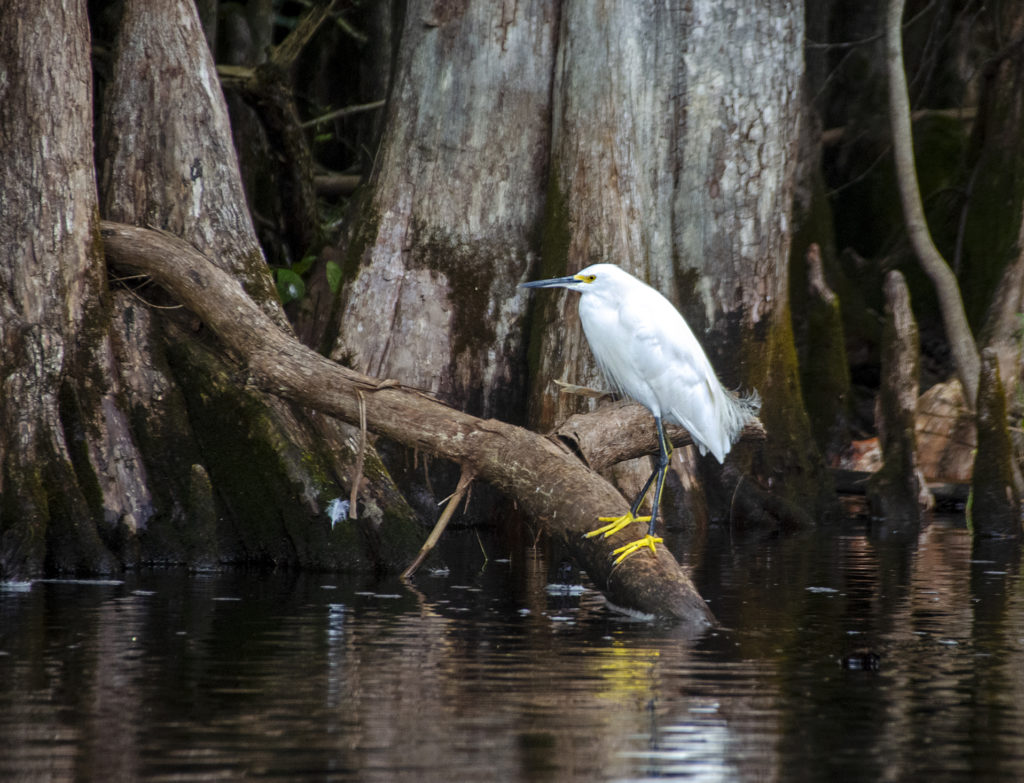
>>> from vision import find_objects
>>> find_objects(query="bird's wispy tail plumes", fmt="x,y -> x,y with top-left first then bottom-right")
730,388 -> 761,429
716,387 -> 761,461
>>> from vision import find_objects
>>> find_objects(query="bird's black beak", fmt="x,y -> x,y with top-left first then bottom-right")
519,275 -> 577,289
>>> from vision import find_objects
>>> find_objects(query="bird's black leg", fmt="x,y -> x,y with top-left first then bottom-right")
645,416 -> 672,539
628,467 -> 659,517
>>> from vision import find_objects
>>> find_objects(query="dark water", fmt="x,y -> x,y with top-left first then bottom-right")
2,517 -> 1023,782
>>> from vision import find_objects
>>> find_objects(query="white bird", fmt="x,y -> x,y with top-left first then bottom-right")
521,263 -> 761,563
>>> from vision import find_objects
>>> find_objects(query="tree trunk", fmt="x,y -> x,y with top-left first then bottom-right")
0,0 -> 119,577
868,271 -> 932,522
965,1 -> 1024,358
333,0 -> 556,419
971,348 -> 1021,537
533,0 -> 831,522
101,222 -> 715,626
968,3 -> 1024,419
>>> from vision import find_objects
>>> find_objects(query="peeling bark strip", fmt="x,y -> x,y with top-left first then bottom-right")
100,222 -> 715,627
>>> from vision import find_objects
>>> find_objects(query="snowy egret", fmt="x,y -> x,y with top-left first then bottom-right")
521,264 -> 761,564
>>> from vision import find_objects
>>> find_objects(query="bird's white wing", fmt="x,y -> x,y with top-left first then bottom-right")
616,289 -> 731,461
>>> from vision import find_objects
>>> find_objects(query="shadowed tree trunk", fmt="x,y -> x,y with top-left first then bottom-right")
868,271 -> 932,523
965,2 -> 1024,373
886,0 -> 980,409
972,348 -> 1021,537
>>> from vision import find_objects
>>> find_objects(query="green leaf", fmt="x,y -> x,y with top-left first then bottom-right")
326,260 -> 342,293
293,254 -> 316,276
275,268 -> 305,304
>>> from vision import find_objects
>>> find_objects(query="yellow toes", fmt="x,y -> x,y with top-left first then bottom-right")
611,535 -> 663,565
583,513 -> 662,563
583,512 -> 651,540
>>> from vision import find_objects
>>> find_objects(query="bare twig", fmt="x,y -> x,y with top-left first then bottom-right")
349,390 -> 366,519
401,467 -> 475,579
301,100 -> 386,129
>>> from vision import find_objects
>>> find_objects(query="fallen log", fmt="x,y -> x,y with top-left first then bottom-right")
100,221 -> 716,628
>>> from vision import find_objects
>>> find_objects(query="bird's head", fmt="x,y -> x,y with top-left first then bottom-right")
519,263 -> 623,293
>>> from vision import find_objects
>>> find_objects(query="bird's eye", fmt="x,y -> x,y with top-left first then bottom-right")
575,274 -> 597,284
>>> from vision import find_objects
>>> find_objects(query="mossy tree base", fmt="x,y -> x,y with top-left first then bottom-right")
970,348 -> 1022,537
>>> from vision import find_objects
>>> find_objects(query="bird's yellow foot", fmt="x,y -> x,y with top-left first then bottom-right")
611,535 -> 663,564
583,511 -> 652,540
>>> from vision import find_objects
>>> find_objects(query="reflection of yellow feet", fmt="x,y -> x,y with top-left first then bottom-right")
611,534 -> 663,564
583,512 -> 651,540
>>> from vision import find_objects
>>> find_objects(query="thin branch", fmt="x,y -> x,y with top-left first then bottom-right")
402,467 -> 475,579
349,390 -> 366,519
301,100 -> 386,129
886,0 -> 980,408
270,0 -> 343,70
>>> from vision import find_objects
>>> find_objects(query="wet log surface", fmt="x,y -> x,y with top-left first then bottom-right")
100,221 -> 717,628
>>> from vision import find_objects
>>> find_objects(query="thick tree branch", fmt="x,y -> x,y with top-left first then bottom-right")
555,400 -> 765,473
99,221 -> 715,628
886,0 -> 980,408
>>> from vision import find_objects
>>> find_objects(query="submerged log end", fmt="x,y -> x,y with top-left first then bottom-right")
564,527 -> 715,628
600,549 -> 716,629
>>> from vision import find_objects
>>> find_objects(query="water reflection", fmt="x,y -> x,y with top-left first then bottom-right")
1,519 -> 1023,781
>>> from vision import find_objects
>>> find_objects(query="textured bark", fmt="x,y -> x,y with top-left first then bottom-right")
334,0 -> 557,418
0,0 -> 117,576
868,271 -> 933,522
98,0 -> 279,315
102,222 -> 715,627
533,0 -> 686,427
554,402 -> 766,473
797,243 -> 853,462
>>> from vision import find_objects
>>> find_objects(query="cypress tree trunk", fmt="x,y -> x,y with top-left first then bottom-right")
333,0 -> 557,419
868,271 -> 932,523
0,0 -> 120,577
